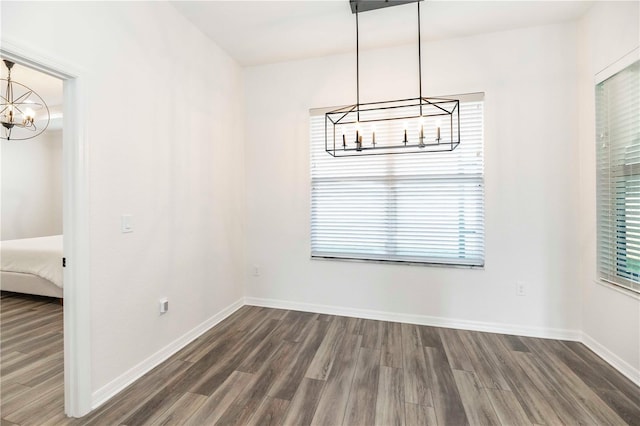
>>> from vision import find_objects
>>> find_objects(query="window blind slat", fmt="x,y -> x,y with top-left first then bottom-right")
310,101 -> 485,266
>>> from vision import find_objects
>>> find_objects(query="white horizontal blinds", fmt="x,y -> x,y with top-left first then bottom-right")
596,60 -> 640,293
311,100 -> 485,266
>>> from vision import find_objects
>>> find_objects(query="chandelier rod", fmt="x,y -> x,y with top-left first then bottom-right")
418,1 -> 423,116
354,2 -> 424,120
356,3 -> 360,123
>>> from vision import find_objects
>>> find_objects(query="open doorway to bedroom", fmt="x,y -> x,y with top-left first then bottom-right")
0,59 -> 67,422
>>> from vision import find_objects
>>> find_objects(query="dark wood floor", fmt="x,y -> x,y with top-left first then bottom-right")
1,292 -> 65,425
1,293 -> 639,425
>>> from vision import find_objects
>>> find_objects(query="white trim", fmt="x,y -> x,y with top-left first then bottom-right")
247,297 -> 640,386
91,297 -> 244,410
582,332 -> 640,386
595,47 -> 639,84
0,38 -> 92,417
311,255 -> 483,270
593,279 -> 640,301
244,297 -> 582,341
62,71 -> 92,419
87,296 -> 638,412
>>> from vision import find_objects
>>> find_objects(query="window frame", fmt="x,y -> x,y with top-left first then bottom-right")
595,50 -> 640,295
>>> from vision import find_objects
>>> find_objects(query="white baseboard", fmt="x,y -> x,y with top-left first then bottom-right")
90,295 -> 638,413
581,332 -> 640,386
247,297 -> 640,386
244,297 -> 582,341
91,297 -> 244,410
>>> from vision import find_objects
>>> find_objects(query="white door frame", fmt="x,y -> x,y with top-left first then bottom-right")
1,40 -> 92,417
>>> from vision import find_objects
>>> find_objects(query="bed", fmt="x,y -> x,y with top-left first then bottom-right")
1,235 -> 63,298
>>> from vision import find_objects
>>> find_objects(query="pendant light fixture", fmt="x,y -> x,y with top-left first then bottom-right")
325,0 -> 460,156
1,60 -> 50,141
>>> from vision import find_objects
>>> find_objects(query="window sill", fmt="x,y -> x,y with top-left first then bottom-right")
593,279 -> 640,301
310,255 -> 484,270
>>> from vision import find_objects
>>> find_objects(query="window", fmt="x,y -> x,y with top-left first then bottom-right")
310,95 -> 485,267
597,60 -> 640,294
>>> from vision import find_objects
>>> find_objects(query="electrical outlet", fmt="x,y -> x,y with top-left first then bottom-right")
252,265 -> 260,277
159,298 -> 169,314
516,281 -> 526,296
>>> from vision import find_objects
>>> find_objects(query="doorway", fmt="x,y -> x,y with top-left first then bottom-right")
0,43 -> 91,418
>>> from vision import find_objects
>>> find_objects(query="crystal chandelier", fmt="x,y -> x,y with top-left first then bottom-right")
1,60 -> 50,141
325,0 -> 460,156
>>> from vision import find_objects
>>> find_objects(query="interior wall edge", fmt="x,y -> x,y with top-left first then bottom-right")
582,332 -> 640,386
90,297 -> 245,411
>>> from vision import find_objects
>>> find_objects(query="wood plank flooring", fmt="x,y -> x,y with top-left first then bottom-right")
2,292 -> 639,425
1,292 -> 64,425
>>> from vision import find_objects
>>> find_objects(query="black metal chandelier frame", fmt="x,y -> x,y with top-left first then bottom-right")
325,0 -> 460,157
1,60 -> 50,141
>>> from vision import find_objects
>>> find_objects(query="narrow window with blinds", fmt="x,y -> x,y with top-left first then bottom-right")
596,60 -> 640,294
310,95 -> 485,267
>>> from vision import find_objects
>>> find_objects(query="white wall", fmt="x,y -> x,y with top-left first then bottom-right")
1,1 -> 246,399
577,1 -> 640,381
244,23 -> 582,336
2,129 -> 63,240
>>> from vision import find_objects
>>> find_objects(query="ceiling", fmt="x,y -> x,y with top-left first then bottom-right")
0,61 -> 63,107
171,1 -> 594,67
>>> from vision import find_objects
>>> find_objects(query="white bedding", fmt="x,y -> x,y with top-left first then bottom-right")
1,235 -> 63,288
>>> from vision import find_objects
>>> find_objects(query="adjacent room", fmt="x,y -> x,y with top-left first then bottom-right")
1,62 -> 64,298
0,60 -> 66,424
0,0 -> 638,424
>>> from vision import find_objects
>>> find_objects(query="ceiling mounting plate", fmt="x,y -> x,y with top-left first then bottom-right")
349,0 -> 422,14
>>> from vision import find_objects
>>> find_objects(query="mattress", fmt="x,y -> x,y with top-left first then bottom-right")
1,235 -> 63,288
